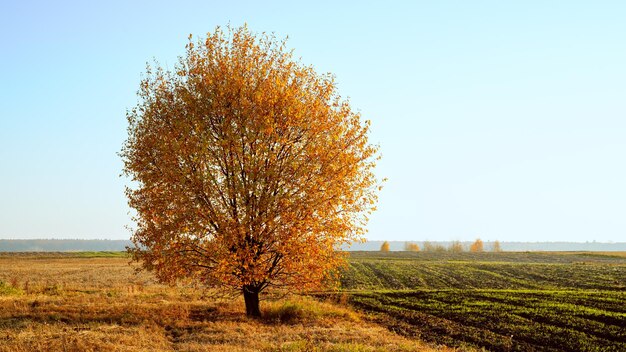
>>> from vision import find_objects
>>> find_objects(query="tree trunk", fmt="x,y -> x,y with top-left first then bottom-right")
243,286 -> 261,318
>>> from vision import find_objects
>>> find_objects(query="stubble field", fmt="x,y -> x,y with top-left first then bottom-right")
0,251 -> 624,351
0,253 -> 439,352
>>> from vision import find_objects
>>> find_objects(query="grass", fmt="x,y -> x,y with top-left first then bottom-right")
1,251 -> 623,351
339,251 -> 626,352
70,251 -> 129,258
347,290 -> 625,352
0,280 -> 22,296
341,251 -> 626,290
0,254 -> 446,352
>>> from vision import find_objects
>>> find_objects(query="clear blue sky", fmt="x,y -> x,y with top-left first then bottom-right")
1,1 -> 625,242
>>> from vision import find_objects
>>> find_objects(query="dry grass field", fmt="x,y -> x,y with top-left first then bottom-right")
0,253 -> 448,352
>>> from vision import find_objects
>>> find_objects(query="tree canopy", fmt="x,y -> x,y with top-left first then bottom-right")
121,26 -> 380,316
470,238 -> 484,253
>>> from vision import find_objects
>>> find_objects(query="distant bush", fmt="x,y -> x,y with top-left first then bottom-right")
380,241 -> 390,252
404,242 -> 420,252
470,238 -> 484,253
492,240 -> 502,252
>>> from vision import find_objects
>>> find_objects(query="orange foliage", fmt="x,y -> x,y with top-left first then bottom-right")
404,242 -> 420,252
470,238 -> 484,253
121,25 -> 380,316
380,241 -> 390,252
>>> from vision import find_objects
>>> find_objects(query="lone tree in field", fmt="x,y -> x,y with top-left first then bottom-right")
380,241 -> 390,252
121,26 -> 379,317
492,240 -> 502,252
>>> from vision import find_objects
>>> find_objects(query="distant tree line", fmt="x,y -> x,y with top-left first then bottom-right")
4,239 -> 623,253
384,239 -> 503,253
0,240 -> 132,252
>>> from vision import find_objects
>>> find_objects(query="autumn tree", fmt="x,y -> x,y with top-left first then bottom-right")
448,240 -> 464,253
380,241 -> 390,252
492,240 -> 502,252
422,241 -> 445,252
470,238 -> 484,252
404,242 -> 420,252
121,26 -> 379,317
434,244 -> 447,252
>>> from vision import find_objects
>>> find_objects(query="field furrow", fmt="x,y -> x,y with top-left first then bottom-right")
341,251 -> 626,352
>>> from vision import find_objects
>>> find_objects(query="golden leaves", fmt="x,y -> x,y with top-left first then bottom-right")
470,239 -> 484,253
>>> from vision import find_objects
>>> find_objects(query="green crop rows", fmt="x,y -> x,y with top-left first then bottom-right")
339,252 -> 626,351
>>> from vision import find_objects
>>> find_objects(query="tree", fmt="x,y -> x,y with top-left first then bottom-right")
380,241 -> 390,252
404,242 -> 420,252
121,26 -> 379,317
448,240 -> 464,253
492,240 -> 502,252
470,238 -> 484,253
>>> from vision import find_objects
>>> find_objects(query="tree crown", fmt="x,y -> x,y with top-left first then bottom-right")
121,25 -> 380,295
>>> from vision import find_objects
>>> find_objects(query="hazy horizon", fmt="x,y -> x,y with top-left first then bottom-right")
2,1 -> 625,242
0,238 -> 623,244
1,239 -> 625,253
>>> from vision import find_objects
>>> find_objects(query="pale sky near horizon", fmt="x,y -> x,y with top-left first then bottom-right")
1,1 -> 625,242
